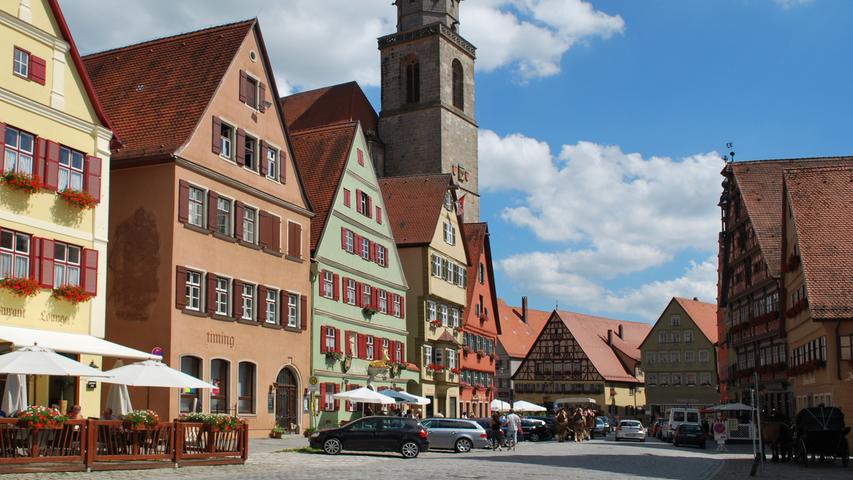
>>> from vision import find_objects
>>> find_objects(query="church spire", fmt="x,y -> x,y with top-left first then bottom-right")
396,0 -> 462,33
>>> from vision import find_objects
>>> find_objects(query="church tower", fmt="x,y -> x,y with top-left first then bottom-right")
378,0 -> 480,222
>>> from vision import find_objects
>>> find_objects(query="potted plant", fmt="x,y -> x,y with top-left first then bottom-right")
303,427 -> 317,438
0,277 -> 40,297
2,172 -> 41,194
270,424 -> 286,439
325,351 -> 344,361
17,406 -> 67,430
58,189 -> 98,210
123,410 -> 160,430
207,414 -> 242,432
362,306 -> 378,317
52,284 -> 93,304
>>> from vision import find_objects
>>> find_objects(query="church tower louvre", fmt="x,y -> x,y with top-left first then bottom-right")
378,0 -> 480,222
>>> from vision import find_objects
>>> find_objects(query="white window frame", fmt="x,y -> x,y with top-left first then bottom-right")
451,308 -> 460,328
646,352 -> 655,364
360,237 -> 370,261
447,349 -> 457,369
322,271 -> 334,299
362,284 -> 372,308
187,185 -> 205,227
671,373 -> 682,387
344,230 -> 354,254
377,245 -> 386,267
443,222 -> 455,245
324,327 -> 336,352
670,351 -> 680,363
243,134 -> 257,171
440,305 -> 449,326
366,336 -> 374,360
215,277 -> 230,316
266,288 -> 278,325
185,270 -> 202,311
700,372 -> 712,385
13,48 -> 29,78
287,292 -> 298,328
4,127 -> 35,176
58,146 -> 85,192
684,330 -> 694,343
658,331 -> 668,344
53,242 -> 81,288
345,279 -> 356,305
266,146 -> 279,181
671,331 -> 681,343
243,206 -> 257,244
699,350 -> 710,363
216,196 -> 232,236
670,315 -> 680,327
424,345 -> 433,366
241,283 -> 255,320
432,255 -> 442,278
686,372 -> 697,386
684,350 -> 695,362
393,294 -> 402,318
220,122 -> 234,160
427,301 -> 437,321
378,290 -> 388,314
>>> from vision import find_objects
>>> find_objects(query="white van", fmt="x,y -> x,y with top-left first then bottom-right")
661,408 -> 700,442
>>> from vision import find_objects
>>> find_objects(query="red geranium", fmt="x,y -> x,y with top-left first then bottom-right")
2,172 -> 41,193
52,285 -> 93,304
426,363 -> 446,373
0,277 -> 40,297
58,189 -> 98,209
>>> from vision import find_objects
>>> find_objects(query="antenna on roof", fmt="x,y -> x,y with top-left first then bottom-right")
555,300 -> 559,310
723,142 -> 735,164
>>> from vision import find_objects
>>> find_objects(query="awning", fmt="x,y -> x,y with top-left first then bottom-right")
0,325 -> 160,361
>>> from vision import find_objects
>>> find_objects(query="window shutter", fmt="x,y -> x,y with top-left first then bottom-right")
33,137 -> 46,181
321,326 -> 329,354
234,201 -> 245,241
271,215 -> 281,252
83,156 -> 102,202
340,277 -> 347,302
257,285 -> 267,322
175,266 -> 187,309
29,55 -> 46,85
211,117 -> 222,154
334,327 -> 341,353
0,124 -> 5,170
232,279 -> 243,320
43,141 -> 60,191
258,210 -> 271,249
366,196 -> 373,218
288,222 -> 302,258
371,242 -> 378,263
258,82 -> 267,112
38,238 -> 55,288
207,191 -> 218,232
400,296 -> 406,319
239,70 -> 248,103
319,383 -> 326,409
355,190 -> 362,214
400,342 -> 406,363
279,289 -> 287,325
357,148 -> 364,166
343,189 -> 351,207
279,150 -> 287,184
332,274 -> 340,301
206,274 -> 217,315
300,294 -> 308,330
334,384 -> 340,411
340,228 -> 347,250
389,341 -> 397,363
376,206 -> 382,224
236,129 -> 246,166
177,180 -> 189,224
353,233 -> 361,256
259,140 -> 268,176
371,288 -> 378,310
358,334 -> 367,360
355,283 -> 363,308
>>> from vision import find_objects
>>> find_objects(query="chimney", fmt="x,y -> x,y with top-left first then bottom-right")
607,329 -> 613,346
617,325 -> 624,339
693,297 -> 699,301
521,296 -> 528,324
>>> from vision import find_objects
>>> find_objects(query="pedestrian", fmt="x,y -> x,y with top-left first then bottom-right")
506,409 -> 522,449
490,411 -> 505,450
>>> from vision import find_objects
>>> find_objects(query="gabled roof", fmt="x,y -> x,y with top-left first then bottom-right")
83,20 -> 255,161
288,122 -> 357,251
46,0 -> 114,136
785,165 -> 853,320
496,299 -> 549,358
282,81 -> 378,134
674,297 -> 718,344
729,156 -> 853,277
379,174 -> 455,247
462,222 -> 501,335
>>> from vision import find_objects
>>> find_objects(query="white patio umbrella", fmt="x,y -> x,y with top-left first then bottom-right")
104,361 -> 132,416
1,374 -> 27,415
0,345 -> 111,377
710,403 -> 755,412
490,399 -> 511,412
513,400 -> 547,413
97,360 -> 215,389
380,389 -> 431,405
333,387 -> 396,405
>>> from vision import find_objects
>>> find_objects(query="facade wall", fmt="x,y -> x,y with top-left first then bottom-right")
1,0 -> 111,418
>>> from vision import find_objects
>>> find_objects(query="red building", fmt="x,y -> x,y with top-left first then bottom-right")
458,223 -> 501,418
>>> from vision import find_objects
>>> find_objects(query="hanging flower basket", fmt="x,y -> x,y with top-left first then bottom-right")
17,406 -> 67,430
429,319 -> 442,328
450,367 -> 461,375
325,351 -> 344,361
0,277 -> 40,297
2,172 -> 41,194
52,285 -> 93,304
123,410 -> 160,430
58,189 -> 98,210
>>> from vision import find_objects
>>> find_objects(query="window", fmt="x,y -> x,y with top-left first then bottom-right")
395,342 -> 403,362
210,359 -> 230,414
287,293 -> 298,328
443,222 -> 456,245
440,305 -> 449,326
424,345 -> 433,365
452,59 -> 464,110
393,294 -> 402,318
700,372 -> 712,385
841,335 -> 853,361
686,372 -> 697,386
361,237 -> 370,261
432,255 -> 443,278
53,242 -> 81,287
243,206 -> 257,244
451,308 -> 460,328
267,146 -> 279,180
362,284 -> 372,308
344,229 -> 354,254
324,327 -> 336,352
216,197 -> 232,236
323,384 -> 336,412
215,277 -> 230,316
180,356 -> 202,413
670,351 -> 680,363
345,279 -> 356,305
479,263 -> 485,284
377,245 -> 387,267
220,122 -> 234,159
322,271 -> 334,299
241,283 -> 255,321
684,350 -> 695,362
684,330 -> 694,343
658,331 -> 668,344
4,127 -> 34,175
671,331 -> 681,343
659,373 -> 670,386
699,350 -> 710,363
237,362 -> 255,414
378,290 -> 388,314
185,270 -> 202,311
366,336 -> 374,360
187,186 -> 204,227
670,315 -> 680,327
358,191 -> 371,217
476,295 -> 483,317
447,349 -> 457,369
647,373 -> 657,386
671,373 -> 682,386
646,352 -> 655,364
434,346 -> 444,366
245,76 -> 259,109
266,288 -> 278,325
13,48 -> 29,78
58,147 -> 85,192
405,58 -> 420,104
244,135 -> 256,170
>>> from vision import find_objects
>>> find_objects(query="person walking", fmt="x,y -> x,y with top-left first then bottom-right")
490,412 -> 505,450
506,409 -> 522,450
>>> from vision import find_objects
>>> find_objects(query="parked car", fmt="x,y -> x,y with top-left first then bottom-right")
309,416 -> 429,458
673,423 -> 706,449
662,408 -> 700,442
650,420 -> 661,439
591,417 -> 609,438
615,420 -> 646,442
421,418 -> 489,452
521,418 -> 551,442
527,415 -> 557,436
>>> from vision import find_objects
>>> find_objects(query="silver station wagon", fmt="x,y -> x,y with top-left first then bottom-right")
420,418 -> 490,453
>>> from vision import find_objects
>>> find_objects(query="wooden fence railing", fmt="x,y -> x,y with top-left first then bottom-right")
0,419 -> 247,474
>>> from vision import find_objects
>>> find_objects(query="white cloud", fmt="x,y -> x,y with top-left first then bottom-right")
773,0 -> 815,8
59,0 -> 623,91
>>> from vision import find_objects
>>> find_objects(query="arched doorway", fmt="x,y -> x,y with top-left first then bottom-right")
275,368 -> 299,433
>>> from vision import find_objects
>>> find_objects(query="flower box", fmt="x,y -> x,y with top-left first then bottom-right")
123,409 -> 160,430
0,277 -> 40,297
58,189 -> 98,209
450,367 -> 461,375
2,172 -> 41,194
17,406 -> 67,430
426,363 -> 445,373
429,320 -> 442,328
52,285 -> 93,304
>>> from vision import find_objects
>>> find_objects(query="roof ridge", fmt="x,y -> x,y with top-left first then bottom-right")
380,173 -> 453,181
83,19 -> 255,59
784,164 -> 853,174
282,80 -> 359,100
288,121 -> 358,136
732,155 -> 853,166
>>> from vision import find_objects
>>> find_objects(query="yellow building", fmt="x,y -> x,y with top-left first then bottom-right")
0,0 -> 151,417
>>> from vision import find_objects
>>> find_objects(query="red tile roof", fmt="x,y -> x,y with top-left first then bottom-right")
83,20 -> 255,161
282,81 -> 378,134
379,174 -> 454,247
288,123 -> 357,251
496,299 -> 550,358
785,165 -> 853,320
674,297 -> 718,344
730,156 -> 853,277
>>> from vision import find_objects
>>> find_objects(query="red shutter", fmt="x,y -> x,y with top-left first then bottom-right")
389,341 -> 397,363
239,70 -> 248,103
400,296 -> 406,319
300,294 -> 308,330
207,190 -> 218,232
234,201 -> 245,241
258,210 -> 271,249
206,274 -> 217,315
334,384 -> 340,411
332,274 -> 340,301
343,189 -> 351,207
376,206 -> 382,224
355,190 -> 362,214
29,55 -> 46,85
43,141 -> 60,191
236,129 -> 246,166
400,343 -> 406,363
355,283 -> 363,308
175,266 -> 187,309
288,222 -> 302,258
271,215 -> 281,252
341,228 -> 347,250
366,196 -> 373,219
357,148 -> 364,166
34,137 -> 46,181
320,383 -> 327,409
38,238 -> 55,288
371,288 -> 379,310
177,180 -> 189,224
279,289 -> 286,325
371,242 -> 378,262
259,140 -> 268,176
0,124 -> 6,172
211,117 -> 221,154
84,156 -> 101,201
279,150 -> 287,184
353,233 -> 361,256
358,334 -> 367,360
232,280 -> 243,320
257,285 -> 267,322
259,82 -> 267,112
81,248 -> 98,295
334,327 -> 341,353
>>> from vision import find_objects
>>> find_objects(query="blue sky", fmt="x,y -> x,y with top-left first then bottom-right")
62,0 -> 853,322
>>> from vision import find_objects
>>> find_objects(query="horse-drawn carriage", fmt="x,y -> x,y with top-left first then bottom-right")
794,406 -> 850,467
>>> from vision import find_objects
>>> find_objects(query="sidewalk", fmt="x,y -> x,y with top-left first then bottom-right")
249,434 -> 310,455
715,457 -> 850,479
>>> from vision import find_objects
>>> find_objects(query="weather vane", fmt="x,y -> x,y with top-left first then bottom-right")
723,142 -> 735,163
